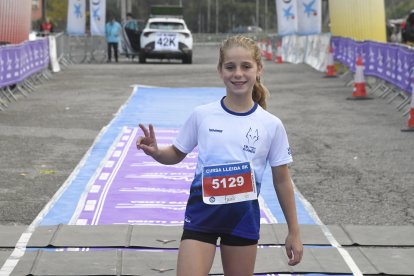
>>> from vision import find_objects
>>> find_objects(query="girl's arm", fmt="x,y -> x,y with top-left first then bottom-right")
136,124 -> 187,165
271,164 -> 303,266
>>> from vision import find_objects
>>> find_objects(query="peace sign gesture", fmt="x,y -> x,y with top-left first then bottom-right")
136,124 -> 159,157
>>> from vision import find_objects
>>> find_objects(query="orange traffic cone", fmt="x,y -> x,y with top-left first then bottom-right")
266,39 -> 273,61
324,44 -> 337,78
401,85 -> 414,132
275,40 -> 283,64
261,39 -> 266,57
346,55 -> 373,100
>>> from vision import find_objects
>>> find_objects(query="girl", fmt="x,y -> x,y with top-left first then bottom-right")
136,35 -> 303,276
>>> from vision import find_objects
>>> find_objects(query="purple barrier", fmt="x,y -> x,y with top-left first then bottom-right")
332,36 -> 413,95
364,41 -> 413,92
332,37 -> 414,94
0,38 -> 49,88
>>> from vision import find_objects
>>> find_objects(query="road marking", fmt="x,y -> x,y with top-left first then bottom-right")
292,181 -> 363,276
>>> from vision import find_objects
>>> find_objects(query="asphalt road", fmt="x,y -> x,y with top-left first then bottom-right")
0,44 -> 413,226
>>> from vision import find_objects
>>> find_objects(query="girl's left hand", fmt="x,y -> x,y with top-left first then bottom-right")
285,232 -> 303,266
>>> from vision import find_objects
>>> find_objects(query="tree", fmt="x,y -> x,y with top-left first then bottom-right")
45,0 -> 68,32
384,0 -> 414,19
41,0 -> 278,34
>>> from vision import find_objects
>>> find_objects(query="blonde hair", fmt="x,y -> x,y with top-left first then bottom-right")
218,35 -> 269,109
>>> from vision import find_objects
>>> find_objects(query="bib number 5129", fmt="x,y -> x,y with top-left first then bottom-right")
212,176 -> 244,189
201,161 -> 257,205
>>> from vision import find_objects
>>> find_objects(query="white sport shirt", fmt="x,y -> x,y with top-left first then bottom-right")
173,97 -> 292,239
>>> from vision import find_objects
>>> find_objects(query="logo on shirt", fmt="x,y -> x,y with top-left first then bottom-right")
287,147 -> 292,155
243,127 -> 259,154
209,128 -> 223,133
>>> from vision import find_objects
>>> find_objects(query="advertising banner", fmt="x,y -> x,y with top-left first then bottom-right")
297,0 -> 321,35
90,0 -> 106,36
276,0 -> 298,36
67,0 -> 86,36
276,0 -> 321,36
0,38 -> 49,88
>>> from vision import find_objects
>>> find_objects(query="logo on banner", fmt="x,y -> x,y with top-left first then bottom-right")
92,0 -> 101,21
303,0 -> 317,17
75,2 -> 83,18
6,53 -> 12,71
283,5 -> 295,20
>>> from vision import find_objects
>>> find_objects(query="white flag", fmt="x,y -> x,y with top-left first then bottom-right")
297,0 -> 321,35
90,0 -> 106,36
276,0 -> 298,36
67,0 -> 86,36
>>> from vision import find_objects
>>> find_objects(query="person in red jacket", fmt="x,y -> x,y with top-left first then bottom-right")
40,17 -> 53,36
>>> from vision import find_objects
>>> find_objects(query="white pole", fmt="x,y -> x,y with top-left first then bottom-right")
207,0 -> 211,33
215,0 -> 218,34
127,0 -> 132,14
121,0 -> 126,22
265,0 -> 268,31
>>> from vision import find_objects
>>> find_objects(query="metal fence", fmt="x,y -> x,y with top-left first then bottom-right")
65,35 -> 107,64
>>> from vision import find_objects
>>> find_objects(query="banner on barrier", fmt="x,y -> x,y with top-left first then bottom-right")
0,39 -> 49,88
67,0 -> 86,36
331,36 -> 414,94
90,0 -> 106,36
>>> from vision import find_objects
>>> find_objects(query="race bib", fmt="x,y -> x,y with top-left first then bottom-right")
155,33 -> 179,50
202,161 -> 257,205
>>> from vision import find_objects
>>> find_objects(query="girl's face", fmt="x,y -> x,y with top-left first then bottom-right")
218,46 -> 262,98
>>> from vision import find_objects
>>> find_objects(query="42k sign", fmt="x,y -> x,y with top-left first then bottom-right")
155,33 -> 179,50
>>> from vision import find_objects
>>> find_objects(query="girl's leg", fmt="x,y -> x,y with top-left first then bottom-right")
220,244 -> 257,276
177,239 -> 217,276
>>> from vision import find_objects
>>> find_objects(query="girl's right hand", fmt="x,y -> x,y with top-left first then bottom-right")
136,124 -> 159,157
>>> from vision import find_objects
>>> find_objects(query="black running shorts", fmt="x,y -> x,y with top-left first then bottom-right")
181,229 -> 258,246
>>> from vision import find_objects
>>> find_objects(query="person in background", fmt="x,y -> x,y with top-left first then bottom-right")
105,16 -> 122,63
40,17 -> 53,36
125,12 -> 138,31
123,12 -> 141,59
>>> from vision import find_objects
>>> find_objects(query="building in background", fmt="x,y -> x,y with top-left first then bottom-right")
32,0 -> 43,22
